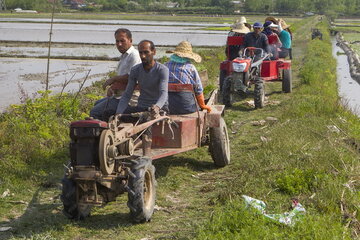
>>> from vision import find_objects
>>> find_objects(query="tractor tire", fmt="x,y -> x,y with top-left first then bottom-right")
209,117 -> 230,167
127,157 -> 156,223
219,70 -> 227,92
61,177 -> 92,220
282,68 -> 292,93
222,76 -> 234,107
254,78 -> 265,109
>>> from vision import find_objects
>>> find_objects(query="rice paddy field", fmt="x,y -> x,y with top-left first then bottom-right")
333,18 -> 360,54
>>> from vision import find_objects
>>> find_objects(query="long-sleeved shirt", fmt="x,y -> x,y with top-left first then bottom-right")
165,61 -> 203,95
242,32 -> 270,53
279,30 -> 292,49
116,62 -> 169,114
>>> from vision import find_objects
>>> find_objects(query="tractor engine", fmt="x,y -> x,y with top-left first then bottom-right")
69,120 -> 108,167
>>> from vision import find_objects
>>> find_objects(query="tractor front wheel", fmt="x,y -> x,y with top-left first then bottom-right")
254,78 -> 265,109
61,177 -> 92,220
127,157 -> 156,223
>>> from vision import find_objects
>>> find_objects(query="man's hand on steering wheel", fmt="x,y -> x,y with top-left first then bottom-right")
150,105 -> 160,119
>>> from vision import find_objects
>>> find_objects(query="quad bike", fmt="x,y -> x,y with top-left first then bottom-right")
311,28 -> 323,40
222,47 -> 268,108
219,36 -> 292,108
61,84 -> 230,223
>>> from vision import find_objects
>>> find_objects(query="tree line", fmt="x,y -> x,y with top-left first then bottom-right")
4,0 -> 360,16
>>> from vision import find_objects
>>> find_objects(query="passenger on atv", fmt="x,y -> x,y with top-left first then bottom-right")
165,41 -> 211,114
262,21 -> 282,60
116,40 -> 169,156
225,17 -> 251,61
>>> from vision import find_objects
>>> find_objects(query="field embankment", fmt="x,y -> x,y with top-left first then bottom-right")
0,16 -> 359,240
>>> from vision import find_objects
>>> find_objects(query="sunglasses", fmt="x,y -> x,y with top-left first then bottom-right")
254,27 -> 262,29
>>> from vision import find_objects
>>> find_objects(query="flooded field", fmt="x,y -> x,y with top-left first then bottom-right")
0,57 -> 117,111
0,20 -> 227,46
0,18 -> 227,111
332,39 -> 360,116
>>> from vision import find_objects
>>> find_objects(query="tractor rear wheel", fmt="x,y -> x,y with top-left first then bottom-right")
209,118 -> 230,167
127,157 -> 156,223
222,76 -> 234,107
254,79 -> 265,109
61,177 -> 92,220
282,68 -> 292,93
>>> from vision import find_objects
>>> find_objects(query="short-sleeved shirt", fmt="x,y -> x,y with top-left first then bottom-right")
279,30 -> 292,49
111,46 -> 141,91
242,32 -> 270,53
116,62 -> 169,114
165,61 -> 203,95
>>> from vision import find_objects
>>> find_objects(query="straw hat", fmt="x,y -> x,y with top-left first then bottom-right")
231,22 -> 250,34
232,17 -> 252,31
278,18 -> 291,29
167,41 -> 202,63
265,16 -> 278,25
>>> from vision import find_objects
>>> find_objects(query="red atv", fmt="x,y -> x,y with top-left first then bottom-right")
219,35 -> 292,108
61,84 -> 230,223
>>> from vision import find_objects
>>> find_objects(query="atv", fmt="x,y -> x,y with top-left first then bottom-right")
222,47 -> 268,108
61,84 -> 230,223
219,36 -> 292,108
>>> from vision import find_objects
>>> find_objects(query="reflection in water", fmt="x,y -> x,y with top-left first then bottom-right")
0,58 -> 117,111
332,38 -> 360,117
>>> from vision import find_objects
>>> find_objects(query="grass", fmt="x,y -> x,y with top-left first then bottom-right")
0,15 -> 359,239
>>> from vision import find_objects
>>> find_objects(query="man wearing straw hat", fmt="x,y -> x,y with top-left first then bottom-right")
165,41 -> 211,114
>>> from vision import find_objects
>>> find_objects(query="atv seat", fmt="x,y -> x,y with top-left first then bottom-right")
226,36 -> 244,60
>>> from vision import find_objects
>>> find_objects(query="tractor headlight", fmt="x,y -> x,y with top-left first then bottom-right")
232,62 -> 247,72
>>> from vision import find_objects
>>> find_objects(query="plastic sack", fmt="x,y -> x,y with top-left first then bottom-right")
242,195 -> 306,226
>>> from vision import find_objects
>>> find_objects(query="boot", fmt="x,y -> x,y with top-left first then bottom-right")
142,134 -> 152,156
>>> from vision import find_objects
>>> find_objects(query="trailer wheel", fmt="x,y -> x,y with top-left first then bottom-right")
127,157 -> 156,223
209,118 -> 230,167
222,76 -> 234,107
61,177 -> 92,220
282,68 -> 292,93
219,70 -> 227,92
254,78 -> 265,109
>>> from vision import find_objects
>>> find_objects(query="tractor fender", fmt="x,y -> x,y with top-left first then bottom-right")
206,105 -> 225,128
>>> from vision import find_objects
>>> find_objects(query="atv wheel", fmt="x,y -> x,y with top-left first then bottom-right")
209,118 -> 230,167
99,129 -> 115,175
254,78 -> 265,109
219,70 -> 227,92
222,76 -> 234,107
282,68 -> 292,93
127,157 -> 156,223
61,177 -> 92,220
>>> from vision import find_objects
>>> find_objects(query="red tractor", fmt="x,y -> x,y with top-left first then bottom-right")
219,35 -> 292,108
61,84 -> 230,223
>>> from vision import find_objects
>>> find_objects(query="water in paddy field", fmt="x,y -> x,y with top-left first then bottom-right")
0,18 -> 228,111
332,38 -> 360,117
0,58 -> 117,111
